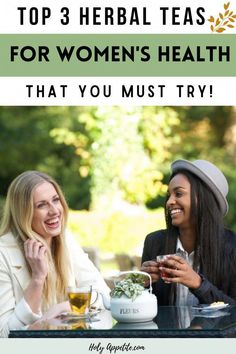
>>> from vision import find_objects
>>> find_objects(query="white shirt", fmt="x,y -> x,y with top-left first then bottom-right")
175,238 -> 199,306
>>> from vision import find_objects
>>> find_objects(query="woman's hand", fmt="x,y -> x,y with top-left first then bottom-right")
23,239 -> 48,314
24,239 -> 48,313
24,239 -> 48,282
141,260 -> 161,284
159,255 -> 201,289
39,301 -> 71,321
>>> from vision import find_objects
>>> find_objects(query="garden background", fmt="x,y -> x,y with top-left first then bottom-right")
1,106 -> 236,276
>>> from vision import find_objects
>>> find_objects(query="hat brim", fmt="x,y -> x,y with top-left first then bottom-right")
171,159 -> 228,216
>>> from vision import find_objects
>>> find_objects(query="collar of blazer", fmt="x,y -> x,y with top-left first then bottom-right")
0,232 -> 31,290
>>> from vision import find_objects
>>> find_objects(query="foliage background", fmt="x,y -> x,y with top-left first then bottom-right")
1,106 -> 236,257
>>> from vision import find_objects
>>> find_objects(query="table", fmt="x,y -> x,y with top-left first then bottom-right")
9,305 -> 236,338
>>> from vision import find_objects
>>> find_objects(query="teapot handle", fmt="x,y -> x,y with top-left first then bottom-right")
117,270 -> 153,293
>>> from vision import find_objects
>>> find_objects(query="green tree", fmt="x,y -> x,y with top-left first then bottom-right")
90,106 -> 180,208
1,105 -> 236,234
0,106 -> 91,209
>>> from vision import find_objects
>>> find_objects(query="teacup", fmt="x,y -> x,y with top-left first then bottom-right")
67,285 -> 98,315
156,252 -> 184,283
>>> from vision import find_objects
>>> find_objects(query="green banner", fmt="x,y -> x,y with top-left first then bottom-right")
0,34 -> 235,76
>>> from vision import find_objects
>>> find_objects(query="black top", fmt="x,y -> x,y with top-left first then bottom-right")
142,229 -> 236,305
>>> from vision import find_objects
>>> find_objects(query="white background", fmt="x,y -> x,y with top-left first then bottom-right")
0,2 -> 236,352
0,0 -> 235,34
0,1 -> 235,105
0,77 -> 234,106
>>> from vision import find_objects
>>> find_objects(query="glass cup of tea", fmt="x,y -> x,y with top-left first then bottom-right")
67,285 -> 98,316
156,252 -> 184,283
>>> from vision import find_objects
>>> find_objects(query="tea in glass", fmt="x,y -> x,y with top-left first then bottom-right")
156,253 -> 184,283
156,255 -> 170,280
67,286 -> 92,315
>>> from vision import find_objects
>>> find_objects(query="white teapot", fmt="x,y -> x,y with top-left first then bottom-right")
101,271 -> 158,323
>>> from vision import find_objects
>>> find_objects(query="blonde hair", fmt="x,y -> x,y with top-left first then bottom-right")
0,171 -> 71,309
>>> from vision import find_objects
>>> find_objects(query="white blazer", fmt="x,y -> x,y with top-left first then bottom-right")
0,232 -> 110,337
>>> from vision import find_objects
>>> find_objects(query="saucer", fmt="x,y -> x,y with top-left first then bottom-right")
192,303 -> 229,312
192,310 -> 230,318
60,308 -> 102,319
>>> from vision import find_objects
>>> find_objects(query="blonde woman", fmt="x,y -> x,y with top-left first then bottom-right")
0,171 -> 110,337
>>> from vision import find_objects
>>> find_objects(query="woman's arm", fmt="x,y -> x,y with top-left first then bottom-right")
141,232 -> 162,284
0,250 -> 42,338
158,254 -> 236,304
190,274 -> 236,305
23,239 -> 48,314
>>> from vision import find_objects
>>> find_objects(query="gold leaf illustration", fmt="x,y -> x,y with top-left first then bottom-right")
208,16 -> 215,22
224,2 -> 230,10
209,3 -> 236,33
216,27 -> 226,32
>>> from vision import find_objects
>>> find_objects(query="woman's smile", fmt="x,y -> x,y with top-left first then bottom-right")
169,208 -> 183,216
166,173 -> 191,229
44,217 -> 60,229
32,181 -> 63,244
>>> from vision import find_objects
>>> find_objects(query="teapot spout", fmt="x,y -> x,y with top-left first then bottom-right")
100,292 -> 111,310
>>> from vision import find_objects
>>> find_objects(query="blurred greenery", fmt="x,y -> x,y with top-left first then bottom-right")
68,207 -> 165,253
1,105 -> 236,254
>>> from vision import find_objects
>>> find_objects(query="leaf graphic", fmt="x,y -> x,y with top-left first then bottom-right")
209,3 -> 236,33
216,27 -> 226,32
224,2 -> 230,10
208,16 -> 215,22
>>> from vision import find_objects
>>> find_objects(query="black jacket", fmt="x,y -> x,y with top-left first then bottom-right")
142,229 -> 236,305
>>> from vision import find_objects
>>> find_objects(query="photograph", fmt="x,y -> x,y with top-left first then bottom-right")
1,1 -> 236,354
0,105 -> 236,342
